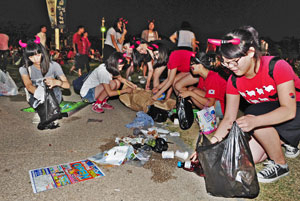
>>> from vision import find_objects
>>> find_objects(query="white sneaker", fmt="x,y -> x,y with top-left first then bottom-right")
282,144 -> 300,158
32,113 -> 40,124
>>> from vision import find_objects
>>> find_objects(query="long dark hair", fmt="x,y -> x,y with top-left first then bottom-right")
220,25 -> 261,60
105,52 -> 124,76
192,52 -> 232,80
113,18 -> 123,33
22,37 -> 50,76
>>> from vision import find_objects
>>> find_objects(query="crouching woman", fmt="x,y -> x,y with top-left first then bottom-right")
19,37 -> 70,113
80,52 -> 136,113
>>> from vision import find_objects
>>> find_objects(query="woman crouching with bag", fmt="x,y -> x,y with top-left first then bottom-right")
80,52 -> 136,113
19,36 -> 70,129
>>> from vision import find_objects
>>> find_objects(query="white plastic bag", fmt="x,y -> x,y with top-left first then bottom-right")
0,70 -> 18,96
196,106 -> 217,135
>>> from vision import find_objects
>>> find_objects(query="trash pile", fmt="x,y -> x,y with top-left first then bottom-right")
88,112 -> 189,168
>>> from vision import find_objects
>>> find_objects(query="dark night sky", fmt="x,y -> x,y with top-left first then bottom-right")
0,0 -> 299,42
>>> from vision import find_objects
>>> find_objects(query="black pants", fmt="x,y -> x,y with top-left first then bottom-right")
245,101 -> 300,147
103,44 -> 116,62
0,50 -> 9,72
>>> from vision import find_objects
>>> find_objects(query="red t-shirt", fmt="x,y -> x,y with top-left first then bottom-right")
227,56 -> 300,103
197,71 -> 227,114
82,37 -> 91,55
167,50 -> 193,72
73,33 -> 84,54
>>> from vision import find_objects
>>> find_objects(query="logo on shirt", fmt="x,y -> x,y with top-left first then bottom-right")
208,89 -> 215,95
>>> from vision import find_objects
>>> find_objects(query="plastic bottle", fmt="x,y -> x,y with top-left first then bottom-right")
177,160 -> 204,177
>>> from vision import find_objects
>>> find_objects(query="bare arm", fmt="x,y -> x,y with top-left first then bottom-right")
21,74 -> 37,94
152,68 -> 177,100
213,94 -> 240,142
236,80 -> 297,132
103,82 -> 132,97
169,33 -> 177,44
110,34 -> 120,52
180,90 -> 216,109
45,75 -> 70,89
146,61 -> 154,90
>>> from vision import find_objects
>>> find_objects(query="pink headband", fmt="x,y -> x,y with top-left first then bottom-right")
18,36 -> 41,48
207,38 -> 240,46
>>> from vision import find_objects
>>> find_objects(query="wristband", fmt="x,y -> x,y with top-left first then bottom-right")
117,90 -> 121,96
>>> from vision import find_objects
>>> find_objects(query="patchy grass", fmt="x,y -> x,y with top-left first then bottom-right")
173,119 -> 300,200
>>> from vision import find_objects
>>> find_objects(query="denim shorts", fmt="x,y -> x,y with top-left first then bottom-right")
82,87 -> 96,103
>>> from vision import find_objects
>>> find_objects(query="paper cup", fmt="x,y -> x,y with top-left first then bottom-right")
175,150 -> 189,160
162,151 -> 174,159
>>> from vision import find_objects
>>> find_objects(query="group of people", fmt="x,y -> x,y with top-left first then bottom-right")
18,20 -> 300,185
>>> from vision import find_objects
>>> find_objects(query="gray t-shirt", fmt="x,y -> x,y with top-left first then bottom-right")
80,63 -> 112,97
19,61 -> 65,103
104,27 -> 117,48
173,30 -> 195,48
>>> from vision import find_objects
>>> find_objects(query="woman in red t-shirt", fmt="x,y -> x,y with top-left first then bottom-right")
191,26 -> 300,184
179,52 -> 227,117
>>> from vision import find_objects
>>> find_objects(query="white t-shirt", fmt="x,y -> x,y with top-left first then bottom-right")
37,32 -> 46,47
80,63 -> 113,97
116,32 -> 123,51
173,30 -> 195,48
19,61 -> 64,103
104,27 -> 117,48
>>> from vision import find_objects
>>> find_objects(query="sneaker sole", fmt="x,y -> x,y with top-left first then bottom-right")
91,108 -> 104,113
102,107 -> 114,110
257,171 -> 289,183
285,150 -> 300,158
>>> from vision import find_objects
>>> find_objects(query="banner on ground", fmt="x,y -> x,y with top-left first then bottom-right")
29,159 -> 105,193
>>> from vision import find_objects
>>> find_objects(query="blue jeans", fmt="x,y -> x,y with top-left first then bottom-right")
82,87 -> 96,103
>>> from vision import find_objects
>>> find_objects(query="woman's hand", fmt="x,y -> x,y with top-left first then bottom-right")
190,152 -> 199,162
145,82 -> 150,90
236,114 -> 257,132
179,91 -> 191,98
45,78 -> 62,89
123,87 -> 133,94
152,87 -> 159,94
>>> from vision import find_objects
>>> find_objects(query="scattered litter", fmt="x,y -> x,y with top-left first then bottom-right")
29,159 -> 105,193
175,150 -> 189,160
170,132 -> 180,137
162,151 -> 174,159
174,118 -> 179,125
114,189 -> 121,192
88,146 -> 136,166
125,112 -> 154,128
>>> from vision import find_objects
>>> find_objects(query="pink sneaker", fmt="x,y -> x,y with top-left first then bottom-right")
92,103 -> 104,113
102,102 -> 114,110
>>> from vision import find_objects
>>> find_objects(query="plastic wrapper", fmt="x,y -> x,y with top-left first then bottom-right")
196,122 -> 259,198
0,70 -> 18,96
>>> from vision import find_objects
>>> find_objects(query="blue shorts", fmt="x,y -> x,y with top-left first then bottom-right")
82,87 -> 96,103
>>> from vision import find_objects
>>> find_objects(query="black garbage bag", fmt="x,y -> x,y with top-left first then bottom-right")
147,105 -> 169,123
176,97 -> 194,130
152,138 -> 168,153
196,122 -> 259,198
36,87 -> 63,130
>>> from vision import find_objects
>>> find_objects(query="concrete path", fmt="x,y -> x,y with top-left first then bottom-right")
0,77 -> 239,201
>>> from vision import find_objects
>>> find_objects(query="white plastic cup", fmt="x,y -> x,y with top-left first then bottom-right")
175,150 -> 189,160
162,151 -> 174,159
174,118 -> 179,125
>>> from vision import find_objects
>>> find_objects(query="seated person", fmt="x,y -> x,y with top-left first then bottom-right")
80,52 -> 136,113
